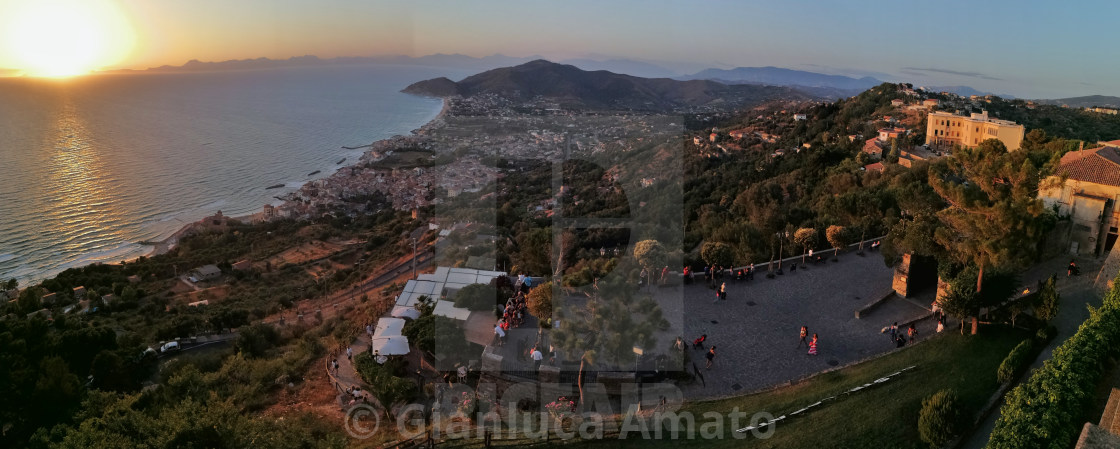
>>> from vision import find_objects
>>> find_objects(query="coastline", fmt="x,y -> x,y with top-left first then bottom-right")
138,96 -> 449,261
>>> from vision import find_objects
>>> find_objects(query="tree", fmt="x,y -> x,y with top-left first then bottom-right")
1035,275 -> 1060,323
927,140 -> 1054,334
235,323 -> 280,358
90,350 -> 130,391
17,287 -> 42,314
551,276 -> 668,405
633,240 -> 667,272
120,286 -> 139,304
517,227 -> 552,276
370,371 -> 416,420
826,225 -> 848,257
526,281 -> 554,326
699,241 -> 734,267
918,389 -> 965,448
939,266 -> 1018,334
453,283 -> 500,311
792,228 -> 817,263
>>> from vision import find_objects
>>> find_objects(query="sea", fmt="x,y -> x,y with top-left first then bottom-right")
0,64 -> 465,286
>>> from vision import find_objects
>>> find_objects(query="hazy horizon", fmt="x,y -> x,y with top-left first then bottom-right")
2,0 -> 1119,99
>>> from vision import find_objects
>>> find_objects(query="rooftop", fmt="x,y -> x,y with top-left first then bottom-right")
1057,146 -> 1120,187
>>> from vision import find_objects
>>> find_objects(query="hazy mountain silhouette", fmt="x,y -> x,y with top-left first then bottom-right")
683,66 -> 882,91
926,85 -> 1013,99
1036,95 -> 1120,108
403,59 -> 810,111
111,54 -> 540,74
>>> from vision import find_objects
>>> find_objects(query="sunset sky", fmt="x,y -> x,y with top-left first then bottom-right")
1,0 -> 1118,98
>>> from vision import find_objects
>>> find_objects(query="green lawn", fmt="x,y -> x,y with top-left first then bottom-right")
442,327 -> 1027,449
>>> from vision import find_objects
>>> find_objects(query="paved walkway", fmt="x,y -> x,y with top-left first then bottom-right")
962,255 -> 1107,449
328,332 -> 372,405
671,252 -> 939,399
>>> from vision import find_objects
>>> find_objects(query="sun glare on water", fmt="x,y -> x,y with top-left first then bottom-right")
2,0 -> 136,78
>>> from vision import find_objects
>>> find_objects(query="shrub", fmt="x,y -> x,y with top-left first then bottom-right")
996,339 -> 1034,384
1034,275 -> 1059,323
918,389 -> 965,448
988,274 -> 1120,448
453,284 -> 500,311
236,323 -> 280,358
1035,324 -> 1056,343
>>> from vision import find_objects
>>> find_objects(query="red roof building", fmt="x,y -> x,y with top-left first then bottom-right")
1057,146 -> 1120,187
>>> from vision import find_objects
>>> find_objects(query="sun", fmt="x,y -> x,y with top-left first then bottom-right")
2,0 -> 135,78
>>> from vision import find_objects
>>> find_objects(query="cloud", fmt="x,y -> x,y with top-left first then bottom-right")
900,67 -> 1002,81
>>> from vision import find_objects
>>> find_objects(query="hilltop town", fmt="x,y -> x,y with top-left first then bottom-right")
5,60 -> 1120,449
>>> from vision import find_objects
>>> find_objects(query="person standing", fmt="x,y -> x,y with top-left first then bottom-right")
494,322 -> 506,346
936,319 -> 945,333
889,322 -> 898,343
808,334 -> 818,355
705,346 -> 717,369
346,346 -> 353,361
908,324 -> 917,345
797,326 -> 809,348
749,263 -> 755,280
530,346 -> 543,370
660,266 -> 669,285
719,282 -> 727,301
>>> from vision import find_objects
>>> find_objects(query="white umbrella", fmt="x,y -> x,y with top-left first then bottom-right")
375,317 -> 406,338
390,306 -> 421,320
370,336 -> 410,356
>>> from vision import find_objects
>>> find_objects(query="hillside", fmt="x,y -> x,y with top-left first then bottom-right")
402,59 -> 810,111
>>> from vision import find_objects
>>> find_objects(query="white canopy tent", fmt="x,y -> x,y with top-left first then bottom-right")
390,306 -> 421,320
374,317 -> 406,338
370,336 -> 410,356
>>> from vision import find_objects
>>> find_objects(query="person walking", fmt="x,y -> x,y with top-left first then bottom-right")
705,346 -> 717,369
889,322 -> 898,343
808,334 -> 818,355
797,326 -> 809,348
719,282 -> 727,300
530,346 -> 543,370
346,346 -> 353,361
660,266 -> 669,285
908,324 -> 917,345
936,319 -> 945,333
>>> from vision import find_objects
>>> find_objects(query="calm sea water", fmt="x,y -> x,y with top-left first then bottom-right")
0,64 -> 460,285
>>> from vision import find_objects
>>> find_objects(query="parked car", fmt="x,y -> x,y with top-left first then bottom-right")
160,341 -> 181,353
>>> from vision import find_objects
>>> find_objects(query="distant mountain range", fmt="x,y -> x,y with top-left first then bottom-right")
113,53 -> 537,74
103,54 -> 1120,105
924,85 -> 1013,99
1036,95 -> 1120,109
681,66 -> 882,92
402,59 -> 809,111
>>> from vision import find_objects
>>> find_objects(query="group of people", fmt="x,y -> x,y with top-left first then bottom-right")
494,292 -> 530,346
885,322 -> 919,347
638,266 -> 673,288
797,325 -> 819,355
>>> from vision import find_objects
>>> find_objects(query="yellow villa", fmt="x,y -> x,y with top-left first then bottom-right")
925,110 -> 1025,151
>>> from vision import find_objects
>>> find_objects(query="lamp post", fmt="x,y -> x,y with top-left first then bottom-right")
777,231 -> 789,274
